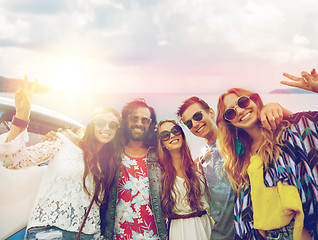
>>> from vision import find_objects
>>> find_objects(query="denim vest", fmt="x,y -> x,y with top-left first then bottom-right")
100,147 -> 168,240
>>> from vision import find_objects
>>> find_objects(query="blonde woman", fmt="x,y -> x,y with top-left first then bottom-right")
216,88 -> 317,240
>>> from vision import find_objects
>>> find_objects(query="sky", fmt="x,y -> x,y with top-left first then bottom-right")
1,0 -> 318,94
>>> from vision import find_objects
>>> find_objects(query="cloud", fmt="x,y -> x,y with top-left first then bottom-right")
0,0 -> 318,93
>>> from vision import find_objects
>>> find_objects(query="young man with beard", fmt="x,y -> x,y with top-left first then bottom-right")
101,99 -> 168,240
176,96 -> 287,240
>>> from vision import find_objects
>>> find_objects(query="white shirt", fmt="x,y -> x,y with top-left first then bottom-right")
0,130 -> 100,234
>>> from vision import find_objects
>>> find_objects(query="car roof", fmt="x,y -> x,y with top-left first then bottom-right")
0,96 -> 84,135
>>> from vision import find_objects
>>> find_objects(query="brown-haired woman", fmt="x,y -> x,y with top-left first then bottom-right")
216,88 -> 317,240
0,79 -> 124,239
157,119 -> 212,240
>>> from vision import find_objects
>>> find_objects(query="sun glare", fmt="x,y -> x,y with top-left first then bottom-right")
47,57 -> 92,92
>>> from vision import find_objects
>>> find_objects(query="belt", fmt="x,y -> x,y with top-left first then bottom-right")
167,210 -> 207,239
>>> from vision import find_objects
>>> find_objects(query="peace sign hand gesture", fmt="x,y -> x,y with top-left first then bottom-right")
15,75 -> 38,120
281,69 -> 318,93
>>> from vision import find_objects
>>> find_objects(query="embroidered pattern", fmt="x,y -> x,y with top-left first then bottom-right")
0,131 -> 101,234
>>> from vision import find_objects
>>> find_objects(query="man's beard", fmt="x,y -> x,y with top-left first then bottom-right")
127,125 -> 149,141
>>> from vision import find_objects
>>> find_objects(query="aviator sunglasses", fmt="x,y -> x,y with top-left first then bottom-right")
159,125 -> 182,141
129,115 -> 152,125
94,118 -> 119,130
224,96 -> 251,121
183,111 -> 204,129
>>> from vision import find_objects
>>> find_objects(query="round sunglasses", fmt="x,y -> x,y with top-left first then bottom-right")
183,111 -> 204,129
224,96 -> 251,121
94,118 -> 119,130
159,125 -> 182,141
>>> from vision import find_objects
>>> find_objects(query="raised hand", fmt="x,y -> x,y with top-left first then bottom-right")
15,75 -> 38,120
281,69 -> 318,93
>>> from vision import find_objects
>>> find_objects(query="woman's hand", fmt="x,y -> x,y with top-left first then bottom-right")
15,75 -> 37,120
281,69 -> 318,93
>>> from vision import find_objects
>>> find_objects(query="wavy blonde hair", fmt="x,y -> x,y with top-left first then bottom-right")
157,120 -> 209,217
216,88 -> 288,193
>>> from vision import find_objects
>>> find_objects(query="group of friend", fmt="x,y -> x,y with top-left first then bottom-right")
0,68 -> 317,240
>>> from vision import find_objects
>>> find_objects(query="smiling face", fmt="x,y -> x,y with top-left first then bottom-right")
127,106 -> 152,141
159,121 -> 183,152
181,102 -> 216,142
223,93 -> 259,130
93,112 -> 119,146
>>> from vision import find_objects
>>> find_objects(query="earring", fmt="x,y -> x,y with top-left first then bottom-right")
234,128 -> 245,157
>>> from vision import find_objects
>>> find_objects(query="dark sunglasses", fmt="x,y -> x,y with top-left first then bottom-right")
224,96 -> 251,121
159,125 -> 182,142
94,119 -> 119,130
129,115 -> 152,125
183,111 -> 204,129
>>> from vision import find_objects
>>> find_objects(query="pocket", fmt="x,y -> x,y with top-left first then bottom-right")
26,226 -> 63,240
35,229 -> 63,239
266,233 -> 281,240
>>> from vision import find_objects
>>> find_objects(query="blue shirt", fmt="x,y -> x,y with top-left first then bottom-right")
199,142 -> 235,240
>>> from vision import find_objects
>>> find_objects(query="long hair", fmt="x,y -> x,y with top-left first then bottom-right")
80,107 -> 124,205
216,88 -> 288,193
157,120 -> 208,217
121,98 -> 157,148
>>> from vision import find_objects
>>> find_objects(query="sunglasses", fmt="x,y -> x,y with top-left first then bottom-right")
183,111 -> 204,129
159,125 -> 182,141
224,96 -> 251,121
94,119 -> 119,130
129,115 -> 152,125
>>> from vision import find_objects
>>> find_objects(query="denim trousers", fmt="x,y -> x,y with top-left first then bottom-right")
266,219 -> 294,240
25,226 -> 101,240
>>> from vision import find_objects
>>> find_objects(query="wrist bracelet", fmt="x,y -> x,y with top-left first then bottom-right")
12,116 -> 30,128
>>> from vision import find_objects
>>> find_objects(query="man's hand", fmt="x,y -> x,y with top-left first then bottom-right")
41,128 -> 63,142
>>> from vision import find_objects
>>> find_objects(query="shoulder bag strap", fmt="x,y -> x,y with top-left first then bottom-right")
75,197 -> 95,240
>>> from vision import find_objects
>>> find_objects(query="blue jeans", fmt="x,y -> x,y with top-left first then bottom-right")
25,226 -> 101,240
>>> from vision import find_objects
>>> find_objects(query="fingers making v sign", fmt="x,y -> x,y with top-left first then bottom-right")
14,75 -> 38,121
281,69 -> 318,93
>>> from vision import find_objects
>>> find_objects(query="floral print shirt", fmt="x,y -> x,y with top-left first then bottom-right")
114,153 -> 159,240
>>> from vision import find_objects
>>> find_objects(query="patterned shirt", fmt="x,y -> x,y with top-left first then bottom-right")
114,153 -> 159,240
234,112 -> 318,240
199,142 -> 235,240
